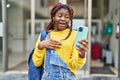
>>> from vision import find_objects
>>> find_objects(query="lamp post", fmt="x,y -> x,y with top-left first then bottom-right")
87,0 -> 92,75
118,0 -> 120,78
2,0 -> 8,72
31,0 -> 35,49
118,1 -> 120,77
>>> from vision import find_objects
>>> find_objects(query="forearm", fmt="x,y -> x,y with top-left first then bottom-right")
69,52 -> 86,70
32,47 -> 45,67
32,37 -> 45,67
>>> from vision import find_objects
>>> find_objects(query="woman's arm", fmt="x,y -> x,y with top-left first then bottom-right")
69,47 -> 86,70
32,36 -> 46,67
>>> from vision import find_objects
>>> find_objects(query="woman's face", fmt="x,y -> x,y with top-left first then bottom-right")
53,8 -> 70,31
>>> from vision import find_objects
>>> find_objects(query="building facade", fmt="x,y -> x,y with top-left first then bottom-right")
0,0 -> 120,78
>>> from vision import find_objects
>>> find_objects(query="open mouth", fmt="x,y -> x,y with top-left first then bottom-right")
59,23 -> 66,27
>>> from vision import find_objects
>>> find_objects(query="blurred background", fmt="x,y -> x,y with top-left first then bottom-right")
0,0 -> 120,79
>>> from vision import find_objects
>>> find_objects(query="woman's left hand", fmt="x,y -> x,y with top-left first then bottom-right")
76,40 -> 88,58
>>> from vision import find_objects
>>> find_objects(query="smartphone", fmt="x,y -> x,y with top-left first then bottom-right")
74,26 -> 88,48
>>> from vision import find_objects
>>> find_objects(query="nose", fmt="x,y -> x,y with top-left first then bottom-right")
61,16 -> 65,20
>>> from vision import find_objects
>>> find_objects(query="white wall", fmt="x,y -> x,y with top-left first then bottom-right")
104,0 -> 119,69
8,5 -> 24,53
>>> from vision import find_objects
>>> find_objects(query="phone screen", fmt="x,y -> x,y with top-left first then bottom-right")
74,26 -> 88,48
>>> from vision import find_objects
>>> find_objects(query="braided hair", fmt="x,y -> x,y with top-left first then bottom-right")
46,2 -> 74,40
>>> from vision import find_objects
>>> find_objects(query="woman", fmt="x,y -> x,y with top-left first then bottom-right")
32,2 -> 88,80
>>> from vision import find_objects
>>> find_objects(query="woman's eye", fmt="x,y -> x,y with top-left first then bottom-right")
65,16 -> 70,18
65,14 -> 70,18
57,14 -> 70,19
65,16 -> 69,18
58,14 -> 62,17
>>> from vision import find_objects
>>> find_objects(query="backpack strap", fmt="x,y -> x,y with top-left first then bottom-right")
28,30 -> 48,65
40,30 -> 48,41
28,30 -> 48,80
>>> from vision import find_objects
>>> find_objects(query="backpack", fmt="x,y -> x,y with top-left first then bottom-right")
28,30 -> 48,80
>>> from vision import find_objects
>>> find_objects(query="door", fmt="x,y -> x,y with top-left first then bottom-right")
3,0 -> 31,71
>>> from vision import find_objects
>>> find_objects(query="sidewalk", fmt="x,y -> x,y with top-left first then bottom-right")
0,71 -> 28,80
0,71 -> 120,80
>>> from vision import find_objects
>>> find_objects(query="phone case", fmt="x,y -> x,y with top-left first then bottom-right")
74,26 -> 88,48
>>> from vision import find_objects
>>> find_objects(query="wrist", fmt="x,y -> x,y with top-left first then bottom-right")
78,52 -> 85,58
38,42 -> 44,50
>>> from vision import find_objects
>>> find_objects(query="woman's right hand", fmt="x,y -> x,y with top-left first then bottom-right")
38,39 -> 62,50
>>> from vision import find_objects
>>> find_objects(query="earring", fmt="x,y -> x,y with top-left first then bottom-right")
68,22 -> 71,27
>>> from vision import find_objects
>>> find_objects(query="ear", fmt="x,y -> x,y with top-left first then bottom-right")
68,20 -> 71,27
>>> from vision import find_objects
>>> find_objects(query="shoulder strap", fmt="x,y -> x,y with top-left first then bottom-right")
40,30 -> 48,41
28,30 -> 48,65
